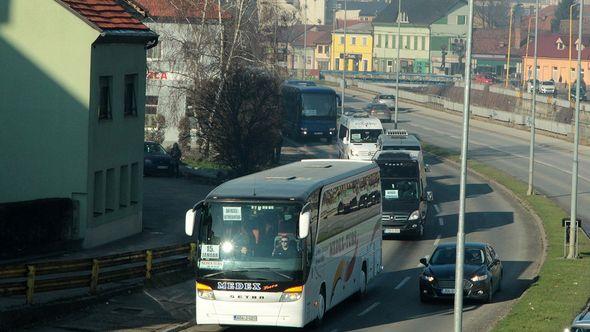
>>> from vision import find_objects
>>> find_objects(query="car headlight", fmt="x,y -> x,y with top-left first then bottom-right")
408,210 -> 420,221
470,274 -> 488,282
197,282 -> 215,300
421,274 -> 434,282
280,286 -> 303,302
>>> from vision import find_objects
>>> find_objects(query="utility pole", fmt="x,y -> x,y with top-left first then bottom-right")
522,15 -> 532,88
394,0 -> 402,129
454,0 -> 474,330
527,0 -> 539,196
568,0 -> 584,260
569,3 -> 576,102
505,5 -> 514,88
303,0 -> 307,79
341,0 -> 347,115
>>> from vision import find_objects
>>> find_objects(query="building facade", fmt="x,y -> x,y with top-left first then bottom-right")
429,0 -> 470,75
0,0 -> 157,249
291,29 -> 332,77
330,22 -> 373,72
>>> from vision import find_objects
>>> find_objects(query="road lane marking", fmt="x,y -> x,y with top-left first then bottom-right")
143,290 -> 164,308
394,277 -> 411,290
433,235 -> 441,247
434,204 -> 441,213
358,302 -> 380,316
439,217 -> 444,226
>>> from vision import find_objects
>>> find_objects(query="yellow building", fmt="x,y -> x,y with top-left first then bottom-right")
330,23 -> 373,72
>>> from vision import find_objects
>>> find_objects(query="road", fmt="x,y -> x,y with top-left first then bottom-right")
28,109 -> 543,331
346,88 -> 590,237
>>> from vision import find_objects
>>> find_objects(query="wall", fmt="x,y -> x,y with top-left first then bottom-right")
522,56 -> 590,85
429,2 -> 470,73
0,0 -> 98,242
86,43 -> 148,247
372,24 -> 430,72
301,0 -> 326,25
330,32 -> 373,71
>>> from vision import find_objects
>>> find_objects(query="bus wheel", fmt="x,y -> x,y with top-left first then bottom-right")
313,290 -> 326,326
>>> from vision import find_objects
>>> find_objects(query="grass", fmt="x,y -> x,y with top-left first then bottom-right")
423,143 -> 590,331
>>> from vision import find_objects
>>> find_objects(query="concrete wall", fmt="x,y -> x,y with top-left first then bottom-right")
0,0 -> 99,241
86,43 -> 148,247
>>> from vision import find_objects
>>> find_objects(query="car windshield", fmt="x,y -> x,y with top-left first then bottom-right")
301,93 -> 336,118
382,145 -> 421,151
379,95 -> 395,100
350,129 -> 382,143
378,161 -> 419,178
542,81 -> 554,86
371,104 -> 389,111
430,247 -> 485,265
144,143 -> 167,155
382,179 -> 419,202
196,202 -> 303,281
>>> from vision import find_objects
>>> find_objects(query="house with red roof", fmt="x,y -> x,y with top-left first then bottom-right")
522,34 -> 590,86
473,28 -> 523,80
0,0 -> 158,251
124,0 -> 229,145
290,28 -> 332,77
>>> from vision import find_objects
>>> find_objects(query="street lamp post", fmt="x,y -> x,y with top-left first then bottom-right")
527,0 -> 539,196
568,0 -> 584,260
394,0 -> 402,129
341,0 -> 347,115
303,0 -> 307,79
569,3 -> 577,102
453,0 -> 475,331
505,5 -> 514,88
522,15 -> 533,88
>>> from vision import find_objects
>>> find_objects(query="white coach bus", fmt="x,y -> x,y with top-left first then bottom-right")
185,159 -> 382,328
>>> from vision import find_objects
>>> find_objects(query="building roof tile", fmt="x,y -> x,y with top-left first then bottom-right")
61,0 -> 149,30
131,0 -> 230,20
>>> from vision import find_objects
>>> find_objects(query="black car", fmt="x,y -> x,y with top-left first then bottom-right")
419,242 -> 503,303
144,141 -> 174,176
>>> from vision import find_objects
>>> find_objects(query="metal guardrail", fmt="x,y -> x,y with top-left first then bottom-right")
0,243 -> 197,304
320,70 -> 459,83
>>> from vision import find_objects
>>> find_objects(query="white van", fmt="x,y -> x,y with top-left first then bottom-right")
337,114 -> 384,160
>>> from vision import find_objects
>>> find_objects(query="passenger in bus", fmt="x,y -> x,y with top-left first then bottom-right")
231,224 -> 255,257
252,217 -> 277,256
272,236 -> 298,258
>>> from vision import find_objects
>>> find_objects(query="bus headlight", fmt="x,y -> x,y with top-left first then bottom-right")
408,210 -> 420,221
197,282 -> 216,300
280,285 -> 303,302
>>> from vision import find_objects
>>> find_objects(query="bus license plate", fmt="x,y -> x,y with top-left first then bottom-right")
234,315 -> 257,321
384,228 -> 400,234
441,288 -> 456,294
157,165 -> 168,169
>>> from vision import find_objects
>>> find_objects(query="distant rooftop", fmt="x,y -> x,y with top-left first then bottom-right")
61,0 -> 149,30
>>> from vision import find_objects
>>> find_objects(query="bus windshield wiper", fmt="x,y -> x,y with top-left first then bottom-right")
247,267 -> 293,280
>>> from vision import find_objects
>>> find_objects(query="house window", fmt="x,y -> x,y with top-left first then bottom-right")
105,168 -> 115,213
98,76 -> 112,120
351,37 -> 356,45
124,74 -> 138,117
552,67 -> 559,81
130,162 -> 139,205
120,165 -> 129,207
422,36 -> 426,50
376,34 -> 381,47
318,45 -> 323,53
335,58 -> 340,70
362,59 -> 368,71
93,171 -> 104,216
147,41 -> 162,60
457,15 -> 466,25
340,36 -> 345,44
385,35 -> 389,48
414,36 -> 418,50
325,45 -> 330,54
557,42 -> 565,50
145,96 -> 158,114
362,37 -> 367,46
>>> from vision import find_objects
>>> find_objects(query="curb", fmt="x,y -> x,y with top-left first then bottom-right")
1,267 -> 195,330
424,150 -> 548,330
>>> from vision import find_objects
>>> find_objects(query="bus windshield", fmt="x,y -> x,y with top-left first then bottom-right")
197,202 -> 303,281
381,179 -> 420,202
301,93 -> 336,119
350,129 -> 382,143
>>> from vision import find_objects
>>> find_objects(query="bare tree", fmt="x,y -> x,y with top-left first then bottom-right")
475,0 -> 510,28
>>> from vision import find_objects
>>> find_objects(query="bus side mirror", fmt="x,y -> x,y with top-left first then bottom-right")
420,257 -> 428,266
185,201 -> 203,236
299,204 -> 312,239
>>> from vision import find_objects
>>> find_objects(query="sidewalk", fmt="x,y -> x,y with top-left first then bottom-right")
0,175 -> 214,327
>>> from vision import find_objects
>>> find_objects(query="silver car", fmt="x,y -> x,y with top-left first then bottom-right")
567,306 -> 590,332
363,103 -> 392,122
373,94 -> 396,109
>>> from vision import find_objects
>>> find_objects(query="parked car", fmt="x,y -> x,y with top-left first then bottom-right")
538,80 -> 556,94
526,79 -> 540,93
474,73 -> 494,84
144,141 -> 174,176
363,103 -> 392,122
372,94 -> 396,109
418,242 -> 503,303
566,305 -> 590,332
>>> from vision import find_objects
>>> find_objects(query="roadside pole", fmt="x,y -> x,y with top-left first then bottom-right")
505,5 -> 513,88
454,0 -> 474,331
303,0 -> 307,79
341,0 -> 347,115
394,0 -> 402,129
568,0 -> 584,260
527,0 -> 539,196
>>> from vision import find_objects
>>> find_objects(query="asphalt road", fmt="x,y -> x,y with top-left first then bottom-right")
27,95 -> 544,331
346,88 -> 590,237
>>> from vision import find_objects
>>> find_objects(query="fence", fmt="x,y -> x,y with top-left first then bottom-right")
0,243 -> 196,304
